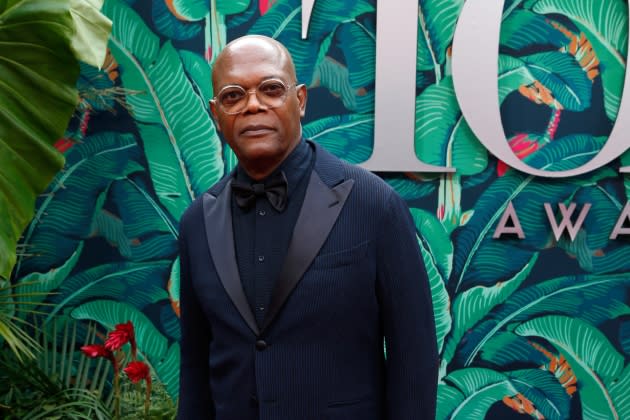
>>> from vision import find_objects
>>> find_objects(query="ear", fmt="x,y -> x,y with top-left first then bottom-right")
209,100 -> 222,132
296,84 -> 307,118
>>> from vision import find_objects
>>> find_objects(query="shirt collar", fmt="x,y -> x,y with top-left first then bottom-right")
235,138 -> 312,198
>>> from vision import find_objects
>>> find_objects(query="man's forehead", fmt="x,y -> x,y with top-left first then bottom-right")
213,36 -> 295,87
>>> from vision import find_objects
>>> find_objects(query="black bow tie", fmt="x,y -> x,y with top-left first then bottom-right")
231,171 -> 288,212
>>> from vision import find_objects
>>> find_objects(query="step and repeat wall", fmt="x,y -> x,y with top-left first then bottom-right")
13,0 -> 630,418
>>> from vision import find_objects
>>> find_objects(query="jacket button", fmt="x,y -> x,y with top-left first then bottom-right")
255,339 -> 267,351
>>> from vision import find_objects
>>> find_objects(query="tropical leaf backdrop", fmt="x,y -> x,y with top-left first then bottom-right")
11,0 -> 630,418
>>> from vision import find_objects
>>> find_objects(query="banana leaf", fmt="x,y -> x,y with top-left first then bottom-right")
0,0 -> 111,280
515,315 -> 627,420
531,0 -> 628,121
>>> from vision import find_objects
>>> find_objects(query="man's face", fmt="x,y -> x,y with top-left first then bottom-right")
210,43 -> 307,171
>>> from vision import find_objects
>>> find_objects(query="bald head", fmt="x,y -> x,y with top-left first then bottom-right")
212,35 -> 297,91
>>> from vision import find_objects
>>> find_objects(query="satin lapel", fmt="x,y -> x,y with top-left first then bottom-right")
261,171 -> 354,333
203,186 -> 260,336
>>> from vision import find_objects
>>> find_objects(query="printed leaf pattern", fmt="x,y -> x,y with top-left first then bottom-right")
12,0 -> 630,417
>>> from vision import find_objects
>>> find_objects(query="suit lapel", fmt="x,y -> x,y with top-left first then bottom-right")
203,185 -> 260,336
261,170 -> 354,333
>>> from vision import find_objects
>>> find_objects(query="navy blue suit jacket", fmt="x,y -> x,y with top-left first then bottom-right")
177,142 -> 438,419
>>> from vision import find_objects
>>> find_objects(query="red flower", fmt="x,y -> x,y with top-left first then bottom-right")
80,344 -> 117,373
124,361 -> 150,384
105,321 -> 136,357
81,344 -> 112,359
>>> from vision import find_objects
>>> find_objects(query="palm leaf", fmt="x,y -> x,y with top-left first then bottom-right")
105,0 -> 224,220
436,384 -> 465,420
500,9 -> 572,52
515,315 -> 627,420
417,0 -> 464,79
47,261 -> 171,320
508,368 -> 571,420
303,114 -> 373,164
336,19 -> 376,89
479,331 -> 549,367
415,77 -> 488,176
152,0 -> 201,40
13,242 -> 84,317
458,274 -> 630,367
249,0 -> 374,86
13,132 -> 143,279
410,209 -> 452,355
445,368 -> 517,419
0,0 -> 110,280
530,0 -> 628,120
153,342 -> 180,399
442,255 -> 537,368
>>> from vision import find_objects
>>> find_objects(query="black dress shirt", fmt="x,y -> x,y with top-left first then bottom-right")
231,139 -> 314,326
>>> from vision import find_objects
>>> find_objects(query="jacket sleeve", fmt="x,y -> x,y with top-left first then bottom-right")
177,221 -> 215,420
376,190 -> 438,419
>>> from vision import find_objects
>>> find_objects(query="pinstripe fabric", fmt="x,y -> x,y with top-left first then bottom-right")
178,141 -> 438,420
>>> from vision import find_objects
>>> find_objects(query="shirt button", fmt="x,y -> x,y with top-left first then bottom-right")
255,339 -> 268,351
258,210 -> 266,216
258,255 -> 265,262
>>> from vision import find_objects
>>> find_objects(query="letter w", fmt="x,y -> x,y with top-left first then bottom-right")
544,203 -> 591,242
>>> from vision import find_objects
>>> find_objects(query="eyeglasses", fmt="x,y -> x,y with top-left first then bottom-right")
212,79 -> 301,115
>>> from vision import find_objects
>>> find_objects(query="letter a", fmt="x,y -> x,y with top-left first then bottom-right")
610,202 -> 630,239
493,201 -> 525,239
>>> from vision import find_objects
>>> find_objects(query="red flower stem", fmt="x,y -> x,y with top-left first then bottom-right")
144,376 -> 152,419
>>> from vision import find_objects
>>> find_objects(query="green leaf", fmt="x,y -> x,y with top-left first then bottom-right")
48,261 -> 171,318
508,369 -> 571,420
515,315 -> 625,420
179,49 -> 213,104
303,114 -> 373,164
436,384 -> 465,420
0,0 -> 91,280
71,300 -> 168,360
13,132 -> 143,279
217,0 -> 249,15
531,0 -> 628,120
442,254 -> 537,367
152,0 -> 201,40
14,242 -> 84,316
410,209 -> 452,355
417,0 -> 464,78
479,331 -> 549,367
107,3 -> 224,221
250,0 -> 374,87
445,368 -> 517,420
103,0 -> 160,66
609,365 -> 630,419
458,274 -> 630,368
336,19 -> 376,89
415,77 -> 488,176
500,9 -> 572,52
154,342 -> 180,400
68,0 -> 112,68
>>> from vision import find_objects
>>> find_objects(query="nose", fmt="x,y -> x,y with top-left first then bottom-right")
243,88 -> 266,113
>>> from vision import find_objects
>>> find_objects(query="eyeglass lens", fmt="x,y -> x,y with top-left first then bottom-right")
218,80 -> 290,113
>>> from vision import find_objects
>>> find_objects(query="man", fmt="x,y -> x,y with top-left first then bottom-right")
177,35 -> 438,419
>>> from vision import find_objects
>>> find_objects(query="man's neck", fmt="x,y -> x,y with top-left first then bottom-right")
239,139 -> 301,181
